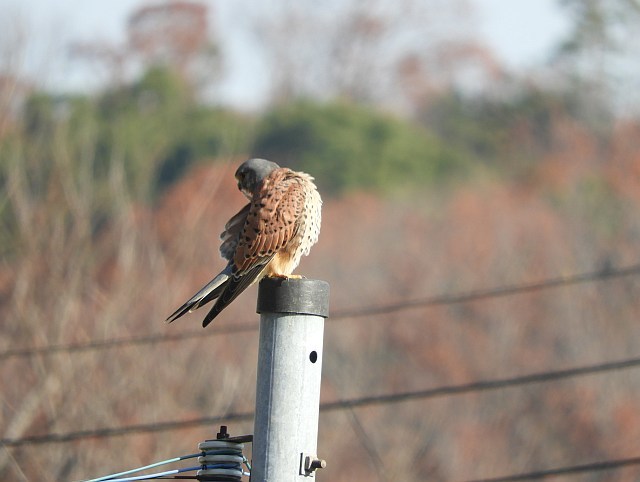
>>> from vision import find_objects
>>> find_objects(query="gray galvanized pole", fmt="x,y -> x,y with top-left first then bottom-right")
252,277 -> 330,482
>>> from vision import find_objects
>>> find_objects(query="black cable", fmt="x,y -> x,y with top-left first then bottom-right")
4,355 -> 640,448
0,411 -> 253,447
0,321 -> 258,361
3,263 -> 639,360
465,455 -> 640,481
331,262 -> 640,319
318,355 -> 640,412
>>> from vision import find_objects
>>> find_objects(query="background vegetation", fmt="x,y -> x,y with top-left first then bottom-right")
2,1 -> 640,481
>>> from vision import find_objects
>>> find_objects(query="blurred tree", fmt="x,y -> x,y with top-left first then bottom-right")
95,66 -> 251,199
251,100 -> 467,194
558,0 -> 640,59
0,65 -> 252,239
0,12 -> 32,139
420,86 -> 580,170
555,0 -> 640,118
128,1 -> 221,96
128,2 -> 208,71
256,0 -> 495,113
70,1 -> 220,99
396,41 -> 504,116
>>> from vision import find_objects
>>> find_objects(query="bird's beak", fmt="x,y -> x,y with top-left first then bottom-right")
237,184 -> 252,199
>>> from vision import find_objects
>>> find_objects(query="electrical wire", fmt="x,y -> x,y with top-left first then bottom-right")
4,355 -> 640,448
345,406 -> 388,479
80,449 -> 251,481
330,261 -> 640,319
319,355 -> 640,411
4,264 -> 640,480
465,455 -> 640,481
86,465 -> 201,482
2,263 -> 639,360
84,464 -> 247,482
0,411 -> 253,448
83,453 -> 200,482
0,322 -> 258,361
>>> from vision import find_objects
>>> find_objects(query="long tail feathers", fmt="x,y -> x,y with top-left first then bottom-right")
201,262 -> 270,327
166,267 -> 232,323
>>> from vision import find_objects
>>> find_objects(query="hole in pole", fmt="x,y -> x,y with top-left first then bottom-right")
309,351 -> 318,363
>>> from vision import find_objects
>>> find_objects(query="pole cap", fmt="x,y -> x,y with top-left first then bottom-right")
257,277 -> 330,318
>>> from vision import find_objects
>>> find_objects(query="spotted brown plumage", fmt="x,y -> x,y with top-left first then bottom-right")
166,159 -> 322,327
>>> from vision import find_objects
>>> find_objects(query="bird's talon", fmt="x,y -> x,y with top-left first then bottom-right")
268,274 -> 303,280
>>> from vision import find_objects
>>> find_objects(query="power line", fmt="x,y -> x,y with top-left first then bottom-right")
465,455 -> 640,481
0,411 -> 253,448
3,263 -> 640,361
0,321 -> 258,361
318,355 -> 640,412
331,262 -> 640,319
4,354 -> 640,448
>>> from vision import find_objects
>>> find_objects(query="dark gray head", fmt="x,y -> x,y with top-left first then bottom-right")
235,158 -> 280,198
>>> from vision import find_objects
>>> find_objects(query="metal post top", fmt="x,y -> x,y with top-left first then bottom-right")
257,277 -> 330,318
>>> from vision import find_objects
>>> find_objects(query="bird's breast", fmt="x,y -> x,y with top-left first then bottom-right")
265,249 -> 299,277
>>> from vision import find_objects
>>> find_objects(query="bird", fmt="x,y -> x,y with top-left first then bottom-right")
166,158 -> 322,327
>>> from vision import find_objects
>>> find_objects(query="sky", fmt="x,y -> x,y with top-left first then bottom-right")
1,0 -> 570,108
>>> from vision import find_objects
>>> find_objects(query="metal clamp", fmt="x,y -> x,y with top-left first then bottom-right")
300,453 -> 327,477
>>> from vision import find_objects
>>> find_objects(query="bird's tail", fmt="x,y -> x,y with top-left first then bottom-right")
201,262 -> 269,327
166,266 -> 232,323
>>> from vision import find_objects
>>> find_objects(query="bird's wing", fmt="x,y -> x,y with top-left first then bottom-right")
233,170 -> 304,272
219,204 -> 250,261
167,204 -> 252,323
201,169 -> 306,326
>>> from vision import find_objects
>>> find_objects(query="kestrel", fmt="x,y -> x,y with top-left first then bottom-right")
167,158 -> 322,327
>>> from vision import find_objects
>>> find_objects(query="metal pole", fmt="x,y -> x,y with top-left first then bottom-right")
252,277 -> 330,481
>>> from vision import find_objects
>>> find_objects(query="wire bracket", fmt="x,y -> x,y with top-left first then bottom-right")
197,426 -> 252,481
300,452 -> 327,477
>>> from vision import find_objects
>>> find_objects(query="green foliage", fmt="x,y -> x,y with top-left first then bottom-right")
0,66 -> 254,257
154,106 -> 252,193
250,100 -> 467,194
422,92 -> 509,164
558,0 -> 640,54
419,87 -> 603,173
93,67 -> 252,198
3,66 -> 253,205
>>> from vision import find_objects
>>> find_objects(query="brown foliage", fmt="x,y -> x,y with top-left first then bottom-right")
2,119 -> 640,481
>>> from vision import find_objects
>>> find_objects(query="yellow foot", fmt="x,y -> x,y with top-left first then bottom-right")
268,273 -> 304,280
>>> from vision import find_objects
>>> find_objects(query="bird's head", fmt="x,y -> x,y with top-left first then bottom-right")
235,158 -> 280,199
